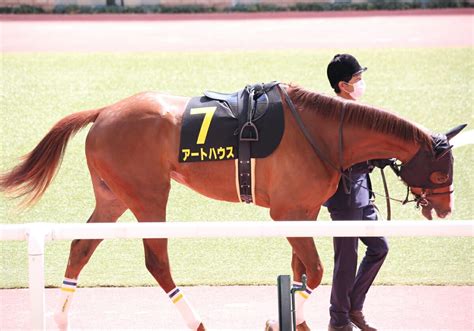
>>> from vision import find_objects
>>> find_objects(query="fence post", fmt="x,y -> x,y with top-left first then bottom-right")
278,275 -> 292,331
27,224 -> 50,330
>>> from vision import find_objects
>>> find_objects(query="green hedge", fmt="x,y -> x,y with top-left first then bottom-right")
1,5 -> 45,14
0,1 -> 472,14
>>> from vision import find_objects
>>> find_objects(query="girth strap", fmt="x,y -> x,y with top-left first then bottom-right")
238,89 -> 253,203
237,81 -> 280,203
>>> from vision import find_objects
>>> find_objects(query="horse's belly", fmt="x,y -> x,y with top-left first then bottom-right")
171,160 -> 240,203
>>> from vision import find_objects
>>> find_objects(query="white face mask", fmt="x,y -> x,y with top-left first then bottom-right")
345,79 -> 366,100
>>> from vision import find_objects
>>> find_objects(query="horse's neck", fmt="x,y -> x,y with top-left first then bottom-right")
299,109 -> 423,169
341,124 -> 421,168
287,90 -> 427,169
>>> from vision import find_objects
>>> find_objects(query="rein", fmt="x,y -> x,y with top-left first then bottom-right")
279,86 -> 342,172
279,85 -> 451,220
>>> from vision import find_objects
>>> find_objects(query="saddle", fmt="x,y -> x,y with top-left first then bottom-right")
204,81 -> 276,123
207,82 -> 280,203
178,81 -> 284,204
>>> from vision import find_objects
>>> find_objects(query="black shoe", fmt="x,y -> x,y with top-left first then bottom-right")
328,323 -> 353,331
349,310 -> 377,331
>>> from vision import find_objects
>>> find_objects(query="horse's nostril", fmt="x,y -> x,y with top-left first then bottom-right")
437,210 -> 451,218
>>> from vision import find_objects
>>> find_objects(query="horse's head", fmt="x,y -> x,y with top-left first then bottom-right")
398,124 -> 467,220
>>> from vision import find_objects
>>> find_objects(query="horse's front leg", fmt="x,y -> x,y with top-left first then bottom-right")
270,207 -> 324,331
288,238 -> 323,331
141,237 -> 204,330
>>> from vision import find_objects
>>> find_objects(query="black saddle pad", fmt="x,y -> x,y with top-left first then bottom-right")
178,84 -> 284,163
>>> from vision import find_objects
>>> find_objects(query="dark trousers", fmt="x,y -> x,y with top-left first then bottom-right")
329,204 -> 389,327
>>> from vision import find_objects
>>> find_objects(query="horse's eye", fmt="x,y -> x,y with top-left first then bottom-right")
430,171 -> 449,184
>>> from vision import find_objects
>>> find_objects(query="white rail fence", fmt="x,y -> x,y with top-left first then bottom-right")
1,221 -> 473,330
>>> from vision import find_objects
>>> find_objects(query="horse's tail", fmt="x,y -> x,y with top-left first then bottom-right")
0,108 -> 102,208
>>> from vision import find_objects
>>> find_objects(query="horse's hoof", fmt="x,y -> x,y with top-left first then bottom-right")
53,312 -> 69,331
296,321 -> 311,331
197,323 -> 206,331
265,319 -> 279,331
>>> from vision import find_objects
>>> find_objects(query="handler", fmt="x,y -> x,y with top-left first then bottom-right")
326,54 -> 390,331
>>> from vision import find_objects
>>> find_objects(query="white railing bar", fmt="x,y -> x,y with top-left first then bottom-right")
1,221 -> 473,241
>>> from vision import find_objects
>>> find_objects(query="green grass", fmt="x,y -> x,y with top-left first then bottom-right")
1,49 -> 473,288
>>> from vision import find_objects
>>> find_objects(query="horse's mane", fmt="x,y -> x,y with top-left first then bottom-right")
287,84 -> 432,147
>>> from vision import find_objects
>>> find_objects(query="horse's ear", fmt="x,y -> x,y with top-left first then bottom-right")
445,124 -> 468,141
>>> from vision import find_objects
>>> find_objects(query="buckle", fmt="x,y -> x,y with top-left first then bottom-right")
416,197 -> 430,208
240,193 -> 252,204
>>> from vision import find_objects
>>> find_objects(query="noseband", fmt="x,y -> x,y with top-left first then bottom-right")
412,189 -> 453,208
394,183 -> 454,209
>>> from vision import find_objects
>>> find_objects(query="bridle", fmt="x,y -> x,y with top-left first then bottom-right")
389,162 -> 454,209
411,188 -> 454,208
278,85 -> 454,219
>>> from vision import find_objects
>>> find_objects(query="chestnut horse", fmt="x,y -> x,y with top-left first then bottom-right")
0,84 -> 463,330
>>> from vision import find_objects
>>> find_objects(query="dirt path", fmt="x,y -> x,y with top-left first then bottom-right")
1,9 -> 472,52
1,285 -> 472,330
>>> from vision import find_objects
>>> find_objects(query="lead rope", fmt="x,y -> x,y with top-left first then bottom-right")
380,168 -> 391,220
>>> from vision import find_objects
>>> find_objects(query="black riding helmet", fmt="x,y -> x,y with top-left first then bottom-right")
327,54 -> 367,92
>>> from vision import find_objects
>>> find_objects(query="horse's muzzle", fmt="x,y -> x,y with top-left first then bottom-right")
435,209 -> 452,219
422,205 -> 452,220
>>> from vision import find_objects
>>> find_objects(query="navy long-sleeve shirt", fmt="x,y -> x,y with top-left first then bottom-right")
324,162 -> 374,210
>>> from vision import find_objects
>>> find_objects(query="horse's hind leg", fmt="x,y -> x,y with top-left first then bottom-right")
54,170 -> 127,330
128,179 -> 204,330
